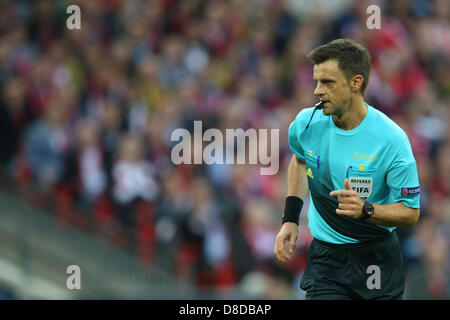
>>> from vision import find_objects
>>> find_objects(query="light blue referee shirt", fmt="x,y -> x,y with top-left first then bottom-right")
288,103 -> 421,244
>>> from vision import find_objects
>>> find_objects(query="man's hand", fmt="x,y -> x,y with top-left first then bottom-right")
274,222 -> 298,263
330,179 -> 364,219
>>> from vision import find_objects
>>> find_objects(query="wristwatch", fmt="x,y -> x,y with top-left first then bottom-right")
360,201 -> 375,220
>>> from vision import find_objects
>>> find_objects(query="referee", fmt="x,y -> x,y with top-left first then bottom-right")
274,39 -> 421,300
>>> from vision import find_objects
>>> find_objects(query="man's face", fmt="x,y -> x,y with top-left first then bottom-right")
313,59 -> 352,117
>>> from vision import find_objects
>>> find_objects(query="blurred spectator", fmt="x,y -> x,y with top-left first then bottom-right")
0,77 -> 33,171
62,118 -> 107,211
24,96 -> 70,191
112,133 -> 159,237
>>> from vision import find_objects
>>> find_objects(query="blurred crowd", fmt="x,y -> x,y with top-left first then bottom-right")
0,0 -> 449,299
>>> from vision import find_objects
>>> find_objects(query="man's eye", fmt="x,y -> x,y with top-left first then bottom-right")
315,80 -> 333,85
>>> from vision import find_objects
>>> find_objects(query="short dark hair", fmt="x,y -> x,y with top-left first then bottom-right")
307,39 -> 371,95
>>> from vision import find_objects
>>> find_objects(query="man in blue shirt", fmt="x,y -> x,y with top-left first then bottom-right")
273,39 -> 420,299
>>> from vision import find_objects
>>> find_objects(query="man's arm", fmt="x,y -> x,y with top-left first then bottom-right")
287,155 -> 309,198
274,155 -> 309,263
364,202 -> 419,227
330,179 -> 420,227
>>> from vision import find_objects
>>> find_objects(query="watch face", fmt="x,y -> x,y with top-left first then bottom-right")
365,203 -> 374,215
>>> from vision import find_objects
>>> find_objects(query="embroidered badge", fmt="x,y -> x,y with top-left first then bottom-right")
349,177 -> 373,201
401,186 -> 421,196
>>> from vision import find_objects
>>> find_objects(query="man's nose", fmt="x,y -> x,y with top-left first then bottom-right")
313,83 -> 325,97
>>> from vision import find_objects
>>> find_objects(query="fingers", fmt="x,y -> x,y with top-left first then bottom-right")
337,197 -> 358,205
336,208 -> 354,217
344,178 -> 352,190
336,200 -> 361,218
336,203 -> 358,219
274,234 -> 291,263
274,227 -> 298,263
330,189 -> 355,197
289,232 -> 297,253
337,203 -> 357,211
330,179 -> 356,197
331,181 -> 365,219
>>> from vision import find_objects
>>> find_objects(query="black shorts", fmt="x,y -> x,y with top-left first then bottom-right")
300,231 -> 405,300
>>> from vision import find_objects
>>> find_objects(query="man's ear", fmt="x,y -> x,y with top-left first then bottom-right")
351,75 -> 364,93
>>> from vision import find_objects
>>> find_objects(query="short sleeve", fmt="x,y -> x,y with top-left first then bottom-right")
288,115 -> 305,161
385,133 -> 421,209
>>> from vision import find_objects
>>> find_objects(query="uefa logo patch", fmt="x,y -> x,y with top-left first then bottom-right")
401,186 -> 421,196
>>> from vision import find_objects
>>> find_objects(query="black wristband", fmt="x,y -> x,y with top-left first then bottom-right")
282,196 -> 303,225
